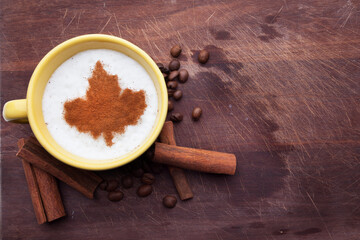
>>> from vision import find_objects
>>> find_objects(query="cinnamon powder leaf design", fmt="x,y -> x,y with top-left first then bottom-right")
64,61 -> 147,146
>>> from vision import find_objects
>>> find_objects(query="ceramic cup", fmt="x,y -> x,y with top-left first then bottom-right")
2,34 -> 167,170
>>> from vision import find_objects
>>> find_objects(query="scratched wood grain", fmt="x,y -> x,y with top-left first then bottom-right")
1,0 -> 360,239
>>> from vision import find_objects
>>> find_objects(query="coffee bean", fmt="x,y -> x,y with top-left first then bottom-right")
106,180 -> 119,192
168,70 -> 179,81
168,101 -> 174,112
121,175 -> 133,189
192,107 -> 202,120
198,49 -> 210,64
163,195 -> 177,208
132,168 -> 144,178
157,63 -> 164,71
178,69 -> 189,83
137,184 -> 153,197
161,67 -> 170,74
141,173 -> 155,185
167,81 -> 178,89
142,160 -> 152,173
162,72 -> 168,79
108,190 -> 124,202
144,147 -> 154,161
169,60 -> 180,71
173,90 -> 182,101
99,181 -> 108,190
150,162 -> 163,174
170,112 -> 183,122
168,89 -> 176,97
170,45 -> 182,57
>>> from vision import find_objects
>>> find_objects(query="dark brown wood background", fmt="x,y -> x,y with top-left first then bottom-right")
1,0 -> 360,239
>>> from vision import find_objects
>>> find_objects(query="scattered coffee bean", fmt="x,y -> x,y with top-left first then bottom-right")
168,101 -> 174,112
173,90 -> 183,100
137,184 -> 153,197
178,69 -> 189,83
121,175 -> 133,189
169,60 -> 180,71
168,70 -> 179,81
162,72 -> 168,79
192,107 -> 202,120
167,81 -> 178,89
106,180 -> 119,192
161,67 -> 170,74
163,195 -> 177,208
157,62 -> 164,71
132,168 -> 144,178
142,160 -> 152,173
108,190 -> 124,202
141,173 -> 155,185
170,45 -> 182,57
198,49 -> 210,64
99,181 -> 108,190
151,162 -> 163,174
168,89 -> 176,97
170,112 -> 183,122
144,147 -> 155,161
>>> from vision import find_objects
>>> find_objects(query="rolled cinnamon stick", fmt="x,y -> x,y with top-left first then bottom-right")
159,121 -> 193,200
18,138 -> 66,223
21,159 -> 47,224
154,142 -> 236,175
33,167 -> 66,222
17,137 -> 102,199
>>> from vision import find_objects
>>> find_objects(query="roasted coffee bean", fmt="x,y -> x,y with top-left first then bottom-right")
99,181 -> 108,190
168,89 -> 176,97
142,160 -> 152,173
170,112 -> 183,122
108,190 -> 124,202
168,70 -> 179,81
169,60 -> 180,71
192,107 -> 202,120
144,147 -> 155,161
161,67 -> 170,74
151,162 -> 163,174
163,195 -> 177,208
106,180 -> 119,192
137,184 -> 153,197
167,81 -> 178,89
178,69 -> 189,83
132,168 -> 144,178
168,101 -> 174,112
141,173 -> 155,185
162,72 -> 168,79
121,175 -> 133,189
157,63 -> 164,71
173,90 -> 182,101
170,45 -> 182,57
198,49 -> 210,64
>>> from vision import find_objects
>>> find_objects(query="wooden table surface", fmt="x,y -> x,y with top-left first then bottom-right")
1,0 -> 360,239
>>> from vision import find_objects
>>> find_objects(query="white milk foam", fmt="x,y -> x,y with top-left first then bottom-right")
42,49 -> 158,161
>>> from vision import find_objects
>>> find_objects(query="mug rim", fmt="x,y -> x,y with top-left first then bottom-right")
26,34 -> 167,170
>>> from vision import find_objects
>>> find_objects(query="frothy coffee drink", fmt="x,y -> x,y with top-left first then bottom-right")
42,49 -> 158,160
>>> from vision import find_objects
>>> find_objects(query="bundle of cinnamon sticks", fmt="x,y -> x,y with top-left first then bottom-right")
16,122 -> 236,224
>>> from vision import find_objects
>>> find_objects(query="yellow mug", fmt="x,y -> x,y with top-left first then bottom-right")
2,34 -> 167,170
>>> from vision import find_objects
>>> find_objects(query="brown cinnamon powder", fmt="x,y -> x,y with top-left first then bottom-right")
64,61 -> 147,146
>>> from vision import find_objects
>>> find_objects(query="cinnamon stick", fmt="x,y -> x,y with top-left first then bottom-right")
33,167 -> 66,222
17,137 -> 102,199
154,142 -> 237,175
159,121 -> 193,200
18,139 -> 66,223
21,159 -> 47,224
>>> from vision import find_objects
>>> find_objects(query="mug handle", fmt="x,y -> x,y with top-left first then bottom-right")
2,99 -> 28,123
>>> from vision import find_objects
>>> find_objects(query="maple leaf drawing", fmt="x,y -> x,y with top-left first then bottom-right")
64,61 -> 147,146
